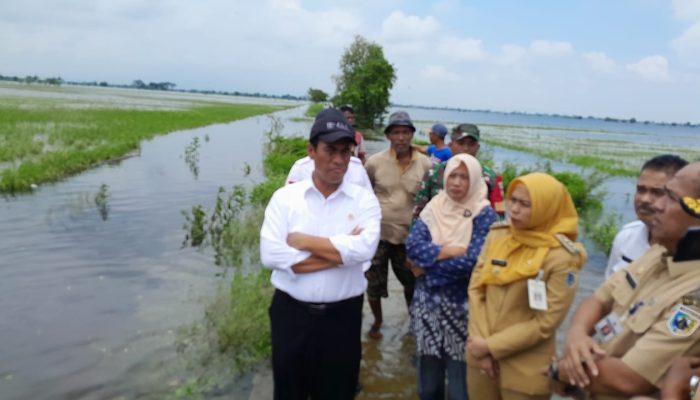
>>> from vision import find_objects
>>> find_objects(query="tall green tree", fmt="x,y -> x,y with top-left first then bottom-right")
307,88 -> 328,103
333,36 -> 396,128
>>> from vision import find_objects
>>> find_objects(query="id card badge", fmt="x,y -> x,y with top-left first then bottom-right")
528,278 -> 548,311
594,313 -> 624,343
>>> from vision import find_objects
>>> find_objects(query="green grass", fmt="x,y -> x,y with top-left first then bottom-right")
305,102 -> 324,118
0,101 -> 283,192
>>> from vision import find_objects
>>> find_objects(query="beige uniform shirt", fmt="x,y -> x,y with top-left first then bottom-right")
365,147 -> 431,244
468,224 -> 586,395
592,245 -> 700,399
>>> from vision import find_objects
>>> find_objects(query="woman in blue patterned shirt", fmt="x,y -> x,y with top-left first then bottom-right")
406,154 -> 497,400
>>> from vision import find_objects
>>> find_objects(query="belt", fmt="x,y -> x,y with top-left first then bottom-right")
278,290 -> 361,315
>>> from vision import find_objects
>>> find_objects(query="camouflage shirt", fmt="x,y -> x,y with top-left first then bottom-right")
412,162 -> 501,221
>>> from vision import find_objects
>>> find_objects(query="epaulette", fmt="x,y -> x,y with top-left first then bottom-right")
555,233 -> 579,255
490,221 -> 510,230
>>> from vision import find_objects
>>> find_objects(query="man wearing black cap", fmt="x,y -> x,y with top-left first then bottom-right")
260,108 -> 381,399
364,110 -> 432,338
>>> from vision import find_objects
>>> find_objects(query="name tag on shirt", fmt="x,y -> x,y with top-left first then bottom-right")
528,279 -> 548,311
594,313 -> 624,343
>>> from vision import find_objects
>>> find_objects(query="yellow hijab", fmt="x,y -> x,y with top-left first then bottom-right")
477,172 -> 581,286
419,154 -> 491,248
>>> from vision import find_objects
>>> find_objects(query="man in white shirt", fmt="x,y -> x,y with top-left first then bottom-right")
260,108 -> 381,400
605,154 -> 688,278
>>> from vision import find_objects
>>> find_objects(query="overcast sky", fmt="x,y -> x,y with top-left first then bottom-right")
2,0 -> 699,123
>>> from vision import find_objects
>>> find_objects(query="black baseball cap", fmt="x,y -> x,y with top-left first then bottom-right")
310,108 -> 355,143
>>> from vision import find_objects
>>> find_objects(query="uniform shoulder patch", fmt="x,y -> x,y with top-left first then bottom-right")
490,221 -> 510,230
667,304 -> 700,337
566,271 -> 577,287
555,233 -> 579,255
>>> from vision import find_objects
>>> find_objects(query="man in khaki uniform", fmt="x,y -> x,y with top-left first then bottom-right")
364,110 -> 431,338
551,162 -> 700,399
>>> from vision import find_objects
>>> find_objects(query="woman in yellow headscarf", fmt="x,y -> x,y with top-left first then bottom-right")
466,172 -> 587,400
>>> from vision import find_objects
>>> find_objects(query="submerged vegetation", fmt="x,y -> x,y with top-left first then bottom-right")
183,137 -> 201,179
305,102 -> 324,118
0,88 -> 283,193
94,183 -> 110,221
176,118 -> 307,397
479,124 -> 699,177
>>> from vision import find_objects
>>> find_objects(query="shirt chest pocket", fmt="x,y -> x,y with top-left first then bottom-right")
610,274 -> 636,308
401,175 -> 421,196
288,207 -> 318,235
626,305 -> 663,334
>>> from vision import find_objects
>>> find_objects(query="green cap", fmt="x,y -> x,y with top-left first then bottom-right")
451,123 -> 480,142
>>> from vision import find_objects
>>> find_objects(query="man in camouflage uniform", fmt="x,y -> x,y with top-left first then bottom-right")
412,123 -> 504,221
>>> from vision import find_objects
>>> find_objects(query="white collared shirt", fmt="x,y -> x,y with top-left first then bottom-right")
260,179 -> 381,302
286,156 -> 372,191
605,220 -> 651,279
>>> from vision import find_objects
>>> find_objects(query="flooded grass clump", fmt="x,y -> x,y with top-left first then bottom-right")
479,125 -> 699,177
305,102 -> 324,118
94,183 -> 110,221
183,137 -> 201,179
174,120 -> 306,398
0,101 -> 283,193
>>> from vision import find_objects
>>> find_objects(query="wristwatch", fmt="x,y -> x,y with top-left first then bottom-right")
690,375 -> 699,399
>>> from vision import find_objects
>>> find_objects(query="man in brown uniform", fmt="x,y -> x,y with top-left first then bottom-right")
364,111 -> 431,338
550,162 -> 700,399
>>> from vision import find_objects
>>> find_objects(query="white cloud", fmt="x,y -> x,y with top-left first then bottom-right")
380,10 -> 439,43
626,55 -> 670,81
583,52 -> 617,73
672,0 -> 700,22
421,65 -> 462,82
437,37 -> 486,61
672,22 -> 700,65
498,44 -> 529,66
529,40 -> 574,56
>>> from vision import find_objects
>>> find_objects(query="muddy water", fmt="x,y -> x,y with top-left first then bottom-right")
0,106 -> 308,400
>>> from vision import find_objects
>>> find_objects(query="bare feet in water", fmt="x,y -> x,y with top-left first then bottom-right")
368,322 -> 382,339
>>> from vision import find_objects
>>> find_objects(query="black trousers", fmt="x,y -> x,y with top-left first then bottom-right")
269,289 -> 363,400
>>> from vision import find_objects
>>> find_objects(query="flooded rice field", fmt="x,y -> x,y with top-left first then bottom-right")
1,88 -> 697,399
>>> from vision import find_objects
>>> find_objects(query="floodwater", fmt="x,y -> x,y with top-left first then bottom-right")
0,99 -> 695,399
0,106 -> 308,400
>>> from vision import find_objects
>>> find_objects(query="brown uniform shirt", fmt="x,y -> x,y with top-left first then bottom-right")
593,245 -> 700,399
365,147 -> 431,244
468,224 -> 586,395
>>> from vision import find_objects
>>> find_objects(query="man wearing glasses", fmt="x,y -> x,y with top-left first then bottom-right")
549,161 -> 700,399
605,155 -> 688,279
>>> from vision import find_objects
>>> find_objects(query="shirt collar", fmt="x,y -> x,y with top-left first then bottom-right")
303,175 -> 356,200
665,254 -> 700,278
388,146 -> 419,161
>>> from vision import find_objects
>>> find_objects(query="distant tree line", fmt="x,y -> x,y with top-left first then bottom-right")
0,74 -> 64,86
1,72 -> 695,127
0,73 -> 305,101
